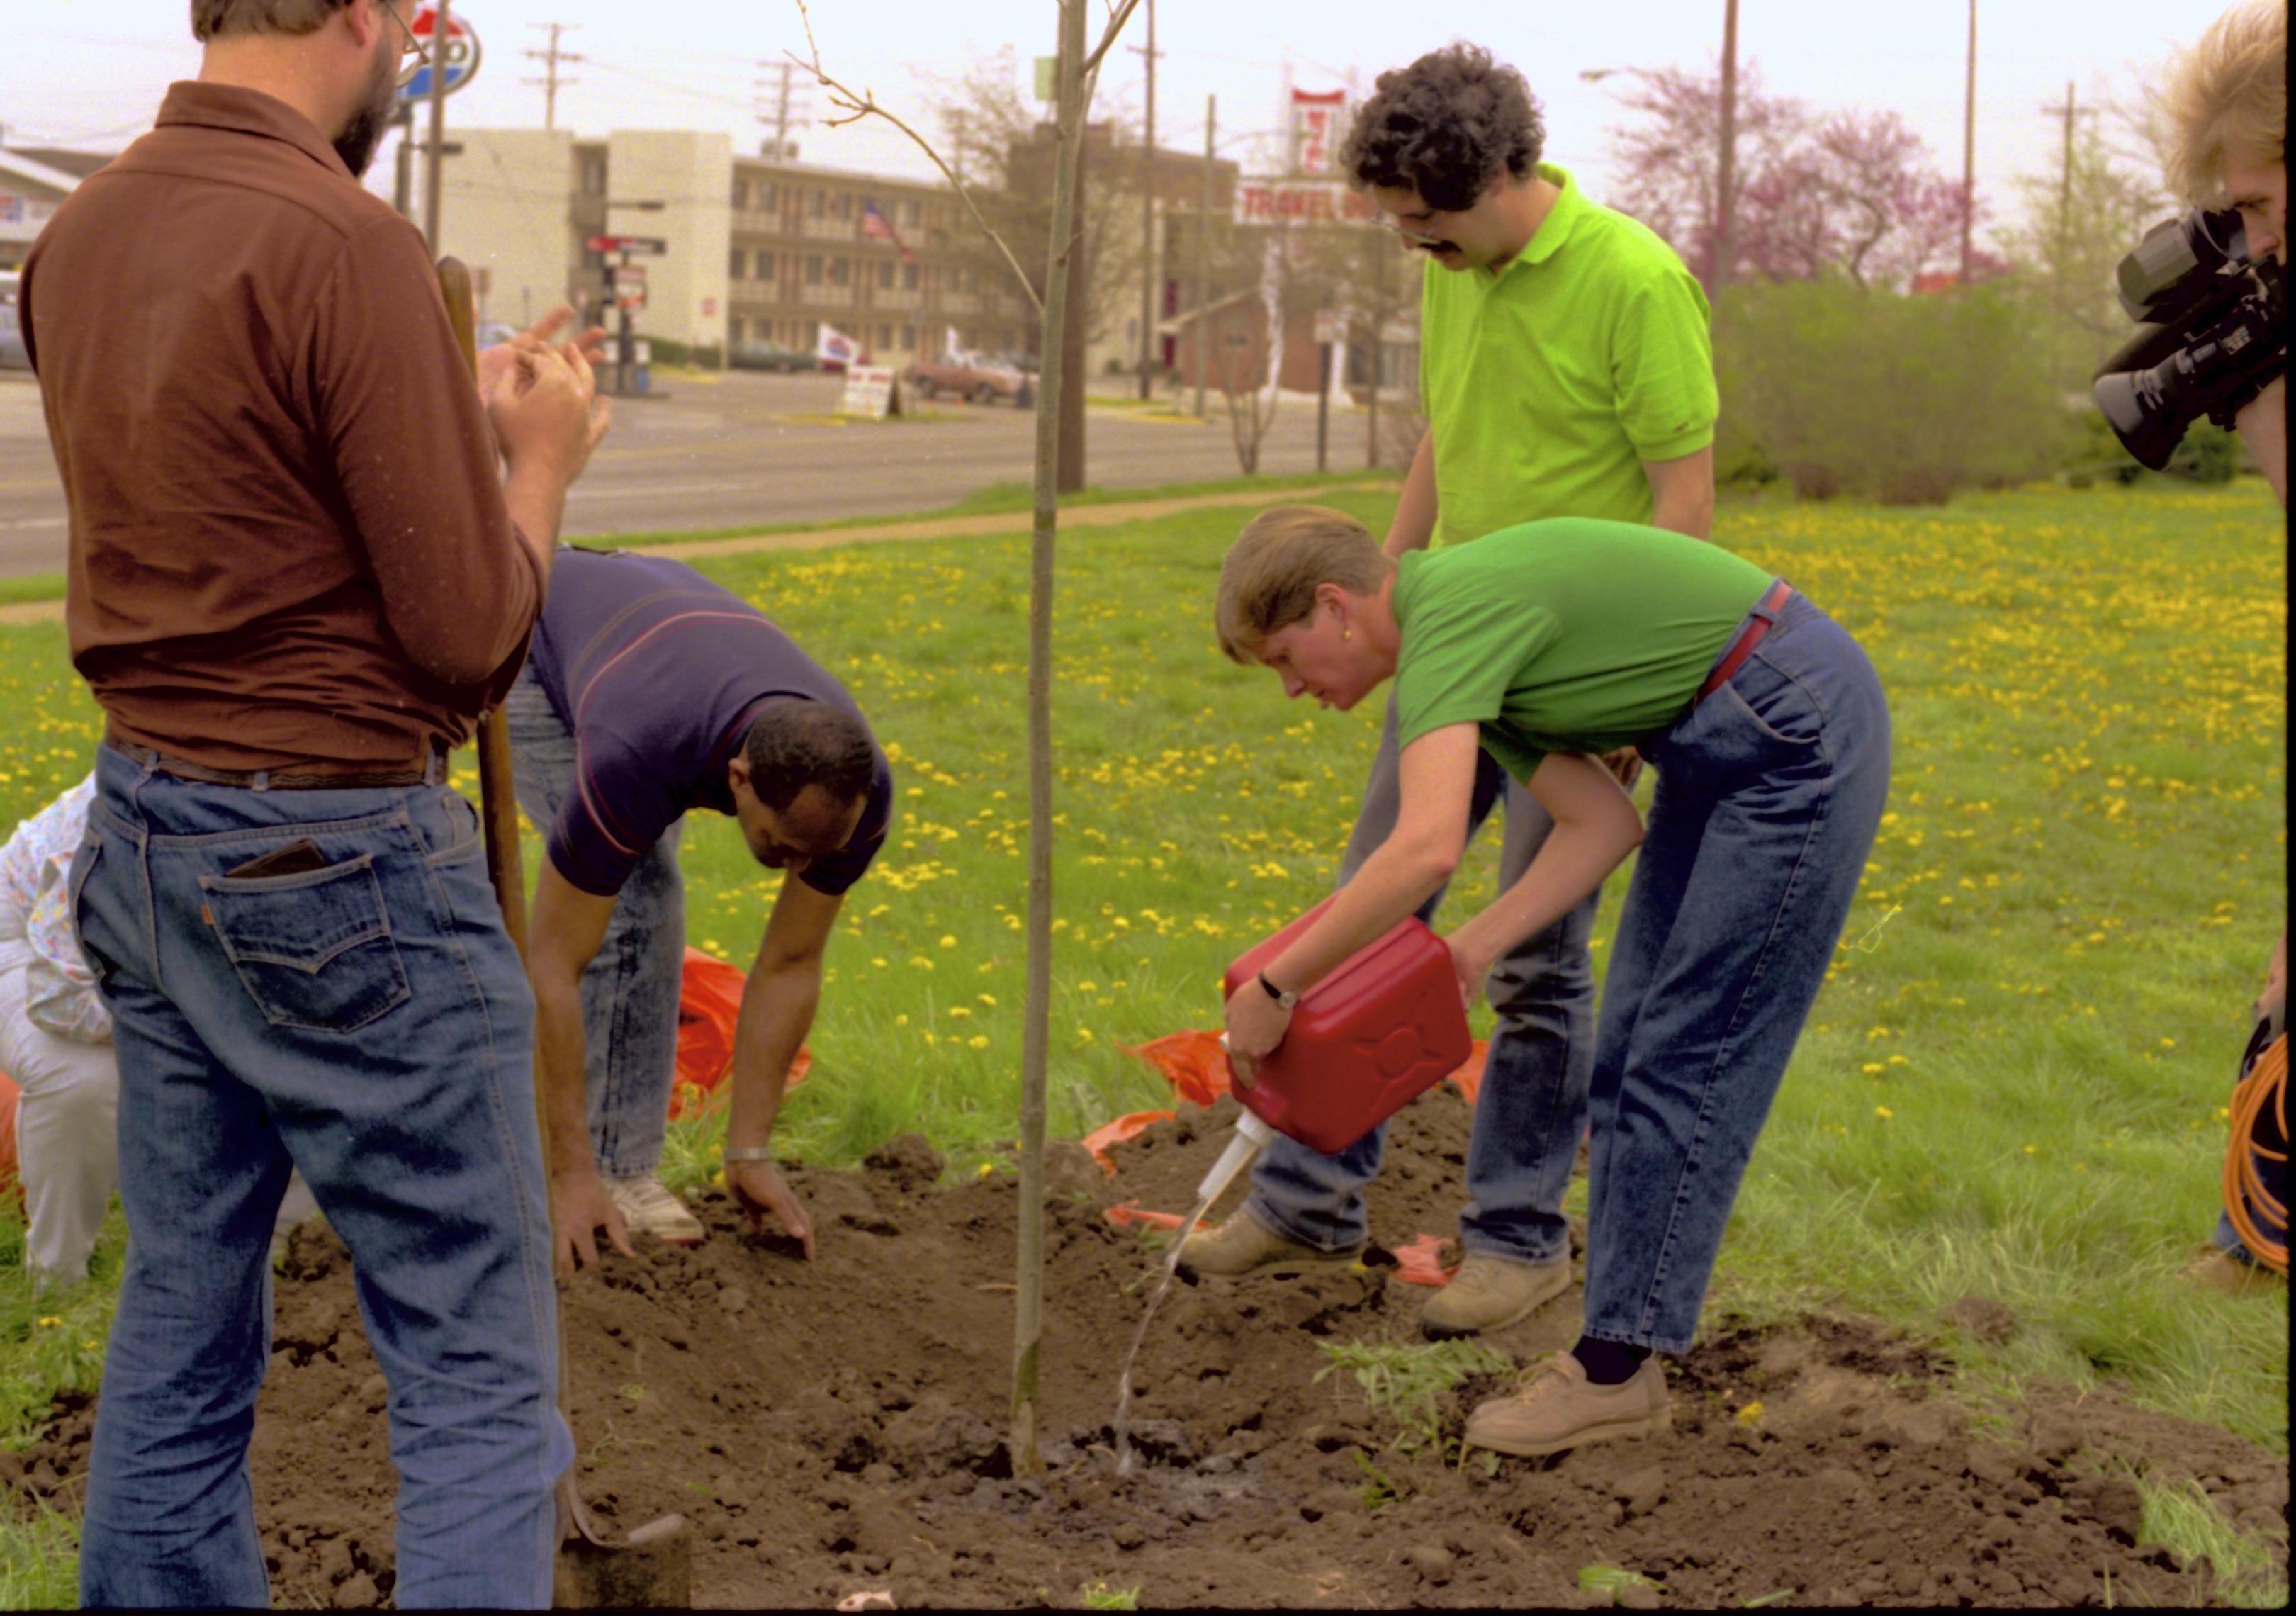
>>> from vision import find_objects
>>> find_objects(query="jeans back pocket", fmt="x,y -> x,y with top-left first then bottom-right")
200,853 -> 412,1033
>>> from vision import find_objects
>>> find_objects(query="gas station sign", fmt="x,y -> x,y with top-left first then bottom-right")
398,4 -> 482,102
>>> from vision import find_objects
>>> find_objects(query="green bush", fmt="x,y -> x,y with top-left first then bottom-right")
2064,407 -> 2245,487
1716,277 -> 2071,504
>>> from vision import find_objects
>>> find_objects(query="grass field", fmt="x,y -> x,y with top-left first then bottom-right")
0,476 -> 2284,1596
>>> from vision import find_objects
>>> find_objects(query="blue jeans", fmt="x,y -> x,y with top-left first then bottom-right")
1582,589 -> 1891,1353
72,744 -> 571,1609
1247,692 -> 1599,1263
503,662 -> 685,1177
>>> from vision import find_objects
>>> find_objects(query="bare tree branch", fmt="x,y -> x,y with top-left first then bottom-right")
1081,0 -> 1147,79
789,0 -> 1045,319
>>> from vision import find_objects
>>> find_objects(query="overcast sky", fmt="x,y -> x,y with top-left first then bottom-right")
5,0 -> 2244,244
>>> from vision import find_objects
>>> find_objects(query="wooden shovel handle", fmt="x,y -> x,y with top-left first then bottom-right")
436,257 -> 531,967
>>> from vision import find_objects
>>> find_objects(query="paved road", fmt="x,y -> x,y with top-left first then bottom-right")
0,369 -> 1393,577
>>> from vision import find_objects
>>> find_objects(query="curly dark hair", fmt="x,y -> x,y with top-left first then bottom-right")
1339,44 -> 1545,212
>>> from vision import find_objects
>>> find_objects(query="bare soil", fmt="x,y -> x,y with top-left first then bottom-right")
9,1088 -> 2287,1607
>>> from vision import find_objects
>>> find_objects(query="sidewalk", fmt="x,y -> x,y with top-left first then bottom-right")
0,481 -> 1395,627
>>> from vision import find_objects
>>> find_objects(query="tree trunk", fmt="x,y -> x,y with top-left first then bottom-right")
1057,128 -> 1090,493
1011,0 -> 1086,1480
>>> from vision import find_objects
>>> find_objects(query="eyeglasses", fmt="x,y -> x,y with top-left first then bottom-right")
378,1 -> 432,91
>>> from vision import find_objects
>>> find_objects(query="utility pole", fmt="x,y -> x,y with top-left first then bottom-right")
523,22 -> 583,133
1959,0 -> 1977,285
424,0 -> 451,252
2042,80 -> 2097,228
1196,93 -> 1213,421
757,60 -> 809,159
1365,226 -> 1387,468
1130,0 -> 1160,400
1714,0 -> 1740,294
392,104 -> 415,220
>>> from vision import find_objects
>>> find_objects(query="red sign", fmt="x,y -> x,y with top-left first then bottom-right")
1290,87 -> 1347,174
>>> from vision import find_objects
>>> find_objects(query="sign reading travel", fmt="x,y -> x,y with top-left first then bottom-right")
398,4 -> 481,102
1232,180 -> 1380,227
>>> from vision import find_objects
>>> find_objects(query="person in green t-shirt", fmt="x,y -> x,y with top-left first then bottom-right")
1178,43 -> 1721,1345
1211,505 -> 1889,1460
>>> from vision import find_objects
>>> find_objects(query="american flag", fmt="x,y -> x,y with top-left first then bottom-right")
859,198 -> 914,262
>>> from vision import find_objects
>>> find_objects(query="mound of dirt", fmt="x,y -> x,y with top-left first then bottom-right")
9,1089 -> 2287,1607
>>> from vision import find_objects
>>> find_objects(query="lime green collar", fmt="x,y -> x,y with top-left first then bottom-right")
1490,164 -> 1582,279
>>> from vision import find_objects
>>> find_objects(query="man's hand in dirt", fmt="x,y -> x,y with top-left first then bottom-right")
1598,747 -> 1644,790
553,1165 -> 635,1276
476,304 -> 609,398
728,1157 -> 817,1260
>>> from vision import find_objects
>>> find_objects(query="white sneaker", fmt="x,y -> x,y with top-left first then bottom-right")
606,1173 -> 705,1245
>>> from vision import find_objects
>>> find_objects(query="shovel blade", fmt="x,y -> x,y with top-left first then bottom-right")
553,1513 -> 691,1608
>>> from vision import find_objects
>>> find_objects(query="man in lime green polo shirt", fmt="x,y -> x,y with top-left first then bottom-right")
1180,43 -> 1720,1342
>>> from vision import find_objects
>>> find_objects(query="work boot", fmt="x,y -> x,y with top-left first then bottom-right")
2182,1242 -> 2285,1294
1419,1252 -> 1569,1340
1174,1208 -> 1360,1279
607,1172 -> 706,1245
1464,1352 -> 1672,1459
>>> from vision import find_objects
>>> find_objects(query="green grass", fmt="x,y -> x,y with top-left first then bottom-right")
0,477 -> 2282,1590
0,1496 -> 79,1609
2134,1469 -> 2288,1607
1314,1337 -> 1514,1459
1078,1581 -> 1143,1611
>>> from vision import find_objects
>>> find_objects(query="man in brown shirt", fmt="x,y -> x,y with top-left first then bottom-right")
23,2 -> 605,1607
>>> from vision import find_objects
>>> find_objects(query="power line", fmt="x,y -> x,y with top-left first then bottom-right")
523,22 -> 585,134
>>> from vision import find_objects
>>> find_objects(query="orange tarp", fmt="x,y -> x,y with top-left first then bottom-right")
672,947 -> 810,1119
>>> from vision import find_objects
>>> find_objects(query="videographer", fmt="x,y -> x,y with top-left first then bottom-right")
2161,0 -> 2286,505
2155,0 -> 2285,1290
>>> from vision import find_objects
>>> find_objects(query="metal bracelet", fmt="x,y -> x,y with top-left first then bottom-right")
723,1146 -> 778,1163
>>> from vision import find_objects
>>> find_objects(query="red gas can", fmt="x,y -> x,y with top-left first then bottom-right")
1222,897 -> 1473,1156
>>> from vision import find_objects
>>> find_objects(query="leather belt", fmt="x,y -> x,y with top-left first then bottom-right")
106,731 -> 445,790
1695,580 -> 1795,703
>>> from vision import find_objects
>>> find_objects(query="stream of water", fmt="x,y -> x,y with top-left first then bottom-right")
1108,1181 -> 1222,1476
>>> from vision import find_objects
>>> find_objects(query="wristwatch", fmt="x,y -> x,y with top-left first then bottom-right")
724,1146 -> 778,1163
1257,970 -> 1298,1010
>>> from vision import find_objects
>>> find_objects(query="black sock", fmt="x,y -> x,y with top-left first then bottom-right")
1573,1335 -> 1651,1386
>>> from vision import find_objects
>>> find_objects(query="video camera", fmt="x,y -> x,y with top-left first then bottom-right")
2093,206 -> 2285,471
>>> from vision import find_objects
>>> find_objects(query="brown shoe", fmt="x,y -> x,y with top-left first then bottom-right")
1464,1352 -> 1671,1459
2182,1242 -> 2285,1294
1418,1252 -> 1569,1340
1174,1208 -> 1361,1279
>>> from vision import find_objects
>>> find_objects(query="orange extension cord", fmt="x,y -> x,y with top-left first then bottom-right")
2223,1031 -> 2287,1275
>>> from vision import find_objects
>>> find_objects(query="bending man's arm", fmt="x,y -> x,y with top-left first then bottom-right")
723,877 -> 845,1259
527,862 -> 634,1275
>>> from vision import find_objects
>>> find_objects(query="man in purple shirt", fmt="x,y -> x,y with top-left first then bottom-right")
505,548 -> 893,1269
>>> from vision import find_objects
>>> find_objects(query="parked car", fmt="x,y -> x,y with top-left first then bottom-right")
729,341 -> 821,373
0,272 -> 27,371
901,352 -> 1034,406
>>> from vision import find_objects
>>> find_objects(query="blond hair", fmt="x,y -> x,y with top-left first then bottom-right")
2158,0 -> 2286,204
1215,505 -> 1392,663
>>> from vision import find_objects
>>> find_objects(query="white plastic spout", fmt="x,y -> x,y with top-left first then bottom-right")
1194,1109 -> 1277,1206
